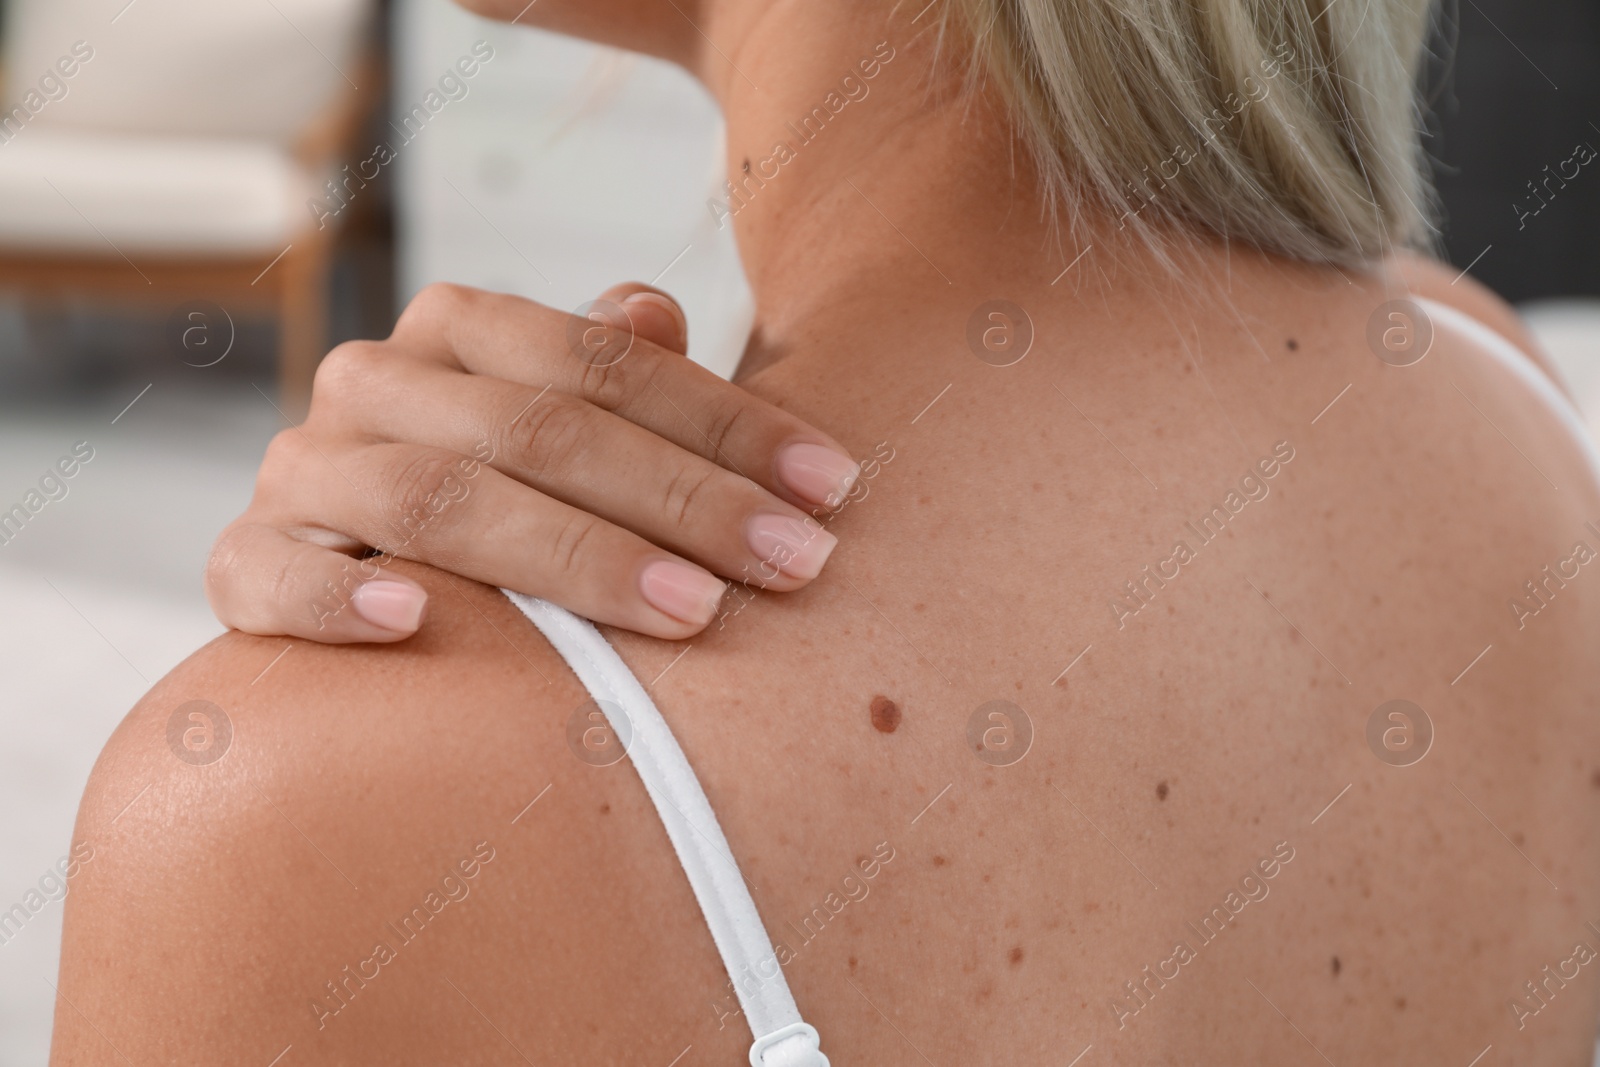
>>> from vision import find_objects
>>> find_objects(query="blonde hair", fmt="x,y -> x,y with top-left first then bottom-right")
949,0 -> 1439,267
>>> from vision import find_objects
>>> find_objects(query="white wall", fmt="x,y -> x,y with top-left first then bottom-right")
392,0 -> 752,379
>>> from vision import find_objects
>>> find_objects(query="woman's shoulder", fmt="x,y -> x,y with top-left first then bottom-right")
1385,250 -> 1569,393
58,559 -> 756,1061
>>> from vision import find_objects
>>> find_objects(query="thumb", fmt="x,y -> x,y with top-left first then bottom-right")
595,281 -> 688,355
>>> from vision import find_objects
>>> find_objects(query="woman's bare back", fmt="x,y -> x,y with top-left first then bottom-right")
54,248 -> 1600,1066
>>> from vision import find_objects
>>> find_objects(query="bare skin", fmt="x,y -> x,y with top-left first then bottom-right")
52,1 -> 1600,1064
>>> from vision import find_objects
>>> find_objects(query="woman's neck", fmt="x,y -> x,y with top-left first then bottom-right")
703,2 -> 1112,376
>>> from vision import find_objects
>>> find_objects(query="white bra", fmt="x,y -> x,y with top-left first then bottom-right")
501,591 -> 829,1067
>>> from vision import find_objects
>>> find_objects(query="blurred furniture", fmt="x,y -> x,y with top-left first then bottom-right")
0,0 -> 376,404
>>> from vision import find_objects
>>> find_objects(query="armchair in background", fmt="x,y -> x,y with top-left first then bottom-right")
0,0 -> 377,404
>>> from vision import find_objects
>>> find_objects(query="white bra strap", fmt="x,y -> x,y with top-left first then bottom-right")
1411,297 -> 1600,487
501,592 -> 829,1067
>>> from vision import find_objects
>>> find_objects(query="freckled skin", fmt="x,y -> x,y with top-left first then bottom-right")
49,25 -> 1600,1067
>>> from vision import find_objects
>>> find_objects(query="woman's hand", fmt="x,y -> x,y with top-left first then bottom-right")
205,282 -> 860,642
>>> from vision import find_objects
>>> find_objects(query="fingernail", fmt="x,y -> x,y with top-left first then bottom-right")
745,513 -> 838,581
621,292 -> 687,350
351,580 -> 427,632
639,560 -> 726,626
775,443 -> 860,509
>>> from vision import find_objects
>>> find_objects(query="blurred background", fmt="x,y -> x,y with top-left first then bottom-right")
0,0 -> 1595,1061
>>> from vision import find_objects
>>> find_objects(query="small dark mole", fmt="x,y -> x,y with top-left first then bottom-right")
1032,481 -> 1044,492
1590,768 -> 1600,789
1166,604 -> 1175,615
1395,996 -> 1406,1011
1286,338 -> 1299,351
913,602 -> 927,613
848,956 -> 858,974
1331,955 -> 1341,976
1156,781 -> 1169,801
599,803 -> 611,815
870,695 -> 902,733
932,855 -> 948,867
742,157 -> 751,171
1512,830 -> 1525,847
1008,946 -> 1024,965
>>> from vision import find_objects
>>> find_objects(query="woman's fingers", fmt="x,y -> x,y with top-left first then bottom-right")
385,283 -> 861,511
214,280 -> 855,645
595,281 -> 689,354
206,521 -> 431,643
253,433 -> 732,639
328,358 -> 835,590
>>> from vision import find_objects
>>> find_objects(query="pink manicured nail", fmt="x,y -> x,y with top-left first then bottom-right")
775,443 -> 860,508
639,560 -> 726,625
351,580 -> 427,632
745,513 -> 838,581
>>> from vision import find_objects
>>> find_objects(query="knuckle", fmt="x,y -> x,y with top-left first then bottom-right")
311,340 -> 386,410
576,344 -> 660,413
380,448 -> 472,547
395,281 -> 478,336
659,464 -> 721,529
203,523 -> 251,603
548,511 -> 603,577
505,393 -> 590,481
697,398 -> 751,465
259,428 -> 311,480
261,546 -> 305,622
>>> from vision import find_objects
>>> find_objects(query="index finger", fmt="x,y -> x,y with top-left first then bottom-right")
388,283 -> 861,511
